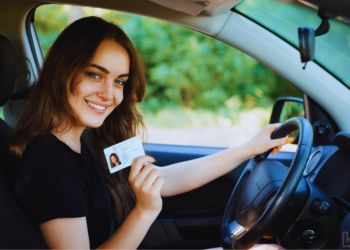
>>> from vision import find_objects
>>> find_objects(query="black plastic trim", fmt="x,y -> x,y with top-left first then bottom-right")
306,96 -> 339,146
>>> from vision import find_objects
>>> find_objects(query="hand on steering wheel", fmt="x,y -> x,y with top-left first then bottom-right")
220,117 -> 313,250
243,123 -> 293,159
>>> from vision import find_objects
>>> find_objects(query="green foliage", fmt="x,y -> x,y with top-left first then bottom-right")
279,101 -> 305,123
35,4 -> 303,119
35,5 -> 70,54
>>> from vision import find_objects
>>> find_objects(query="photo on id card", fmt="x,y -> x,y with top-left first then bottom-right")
103,135 -> 145,173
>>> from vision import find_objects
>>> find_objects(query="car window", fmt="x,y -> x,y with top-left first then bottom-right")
235,0 -> 350,89
34,4 -> 303,148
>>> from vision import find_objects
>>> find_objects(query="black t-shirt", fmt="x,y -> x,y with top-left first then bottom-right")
12,133 -> 113,249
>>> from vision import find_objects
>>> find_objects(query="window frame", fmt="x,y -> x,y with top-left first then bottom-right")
26,7 -> 45,71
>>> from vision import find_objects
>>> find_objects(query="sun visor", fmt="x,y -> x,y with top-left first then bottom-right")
147,0 -> 237,16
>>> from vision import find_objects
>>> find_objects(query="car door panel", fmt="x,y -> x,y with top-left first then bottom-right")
140,143 -> 295,249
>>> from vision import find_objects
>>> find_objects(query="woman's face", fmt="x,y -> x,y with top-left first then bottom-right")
111,155 -> 118,164
68,39 -> 130,128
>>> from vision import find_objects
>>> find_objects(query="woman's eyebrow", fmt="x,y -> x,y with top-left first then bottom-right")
88,64 -> 129,77
89,64 -> 109,74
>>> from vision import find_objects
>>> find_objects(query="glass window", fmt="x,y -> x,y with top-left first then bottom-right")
236,0 -> 350,88
35,4 -> 303,148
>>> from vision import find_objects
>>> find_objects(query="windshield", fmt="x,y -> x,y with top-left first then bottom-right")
235,0 -> 350,88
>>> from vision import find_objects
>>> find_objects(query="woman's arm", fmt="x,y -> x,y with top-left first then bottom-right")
158,124 -> 289,197
99,156 -> 163,249
98,206 -> 159,249
39,217 -> 90,249
39,156 -> 163,250
39,209 -> 159,249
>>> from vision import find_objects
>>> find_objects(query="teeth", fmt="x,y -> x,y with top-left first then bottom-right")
87,101 -> 106,111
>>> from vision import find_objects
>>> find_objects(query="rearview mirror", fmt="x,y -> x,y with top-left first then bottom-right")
298,7 -> 336,69
298,27 -> 315,67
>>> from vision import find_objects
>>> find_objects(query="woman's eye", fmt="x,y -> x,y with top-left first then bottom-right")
88,72 -> 101,79
115,79 -> 126,86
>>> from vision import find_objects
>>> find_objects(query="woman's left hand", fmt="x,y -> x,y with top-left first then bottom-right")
243,123 -> 292,158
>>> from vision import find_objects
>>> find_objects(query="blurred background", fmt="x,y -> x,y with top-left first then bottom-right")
1,1 -> 305,147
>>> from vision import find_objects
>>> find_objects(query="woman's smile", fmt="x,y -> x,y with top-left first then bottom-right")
85,99 -> 109,114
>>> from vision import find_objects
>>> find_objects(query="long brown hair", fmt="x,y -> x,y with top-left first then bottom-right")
109,153 -> 121,168
9,16 -> 146,224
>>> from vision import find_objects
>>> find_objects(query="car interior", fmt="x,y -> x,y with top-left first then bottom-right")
1,0 -> 350,249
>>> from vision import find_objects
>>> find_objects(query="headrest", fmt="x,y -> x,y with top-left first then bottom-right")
0,35 -> 16,107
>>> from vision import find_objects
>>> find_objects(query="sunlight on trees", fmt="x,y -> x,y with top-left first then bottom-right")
34,4 -> 303,146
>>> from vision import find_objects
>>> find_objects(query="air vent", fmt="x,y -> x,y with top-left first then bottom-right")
304,147 -> 322,176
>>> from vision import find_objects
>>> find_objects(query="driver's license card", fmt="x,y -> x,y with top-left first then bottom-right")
103,135 -> 145,174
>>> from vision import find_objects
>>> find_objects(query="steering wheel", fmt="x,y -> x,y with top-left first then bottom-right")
220,117 -> 313,249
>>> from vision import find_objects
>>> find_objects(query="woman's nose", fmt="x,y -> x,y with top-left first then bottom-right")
97,81 -> 113,100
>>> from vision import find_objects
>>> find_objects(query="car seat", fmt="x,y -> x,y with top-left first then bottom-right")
0,34 -> 48,249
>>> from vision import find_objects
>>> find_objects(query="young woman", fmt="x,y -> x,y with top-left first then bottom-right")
9,16 -> 289,250
110,153 -> 121,168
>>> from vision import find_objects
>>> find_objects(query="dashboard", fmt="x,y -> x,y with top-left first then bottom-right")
303,132 -> 350,220
271,132 -> 350,249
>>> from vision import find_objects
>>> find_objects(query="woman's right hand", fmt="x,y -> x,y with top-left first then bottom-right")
129,156 -> 164,216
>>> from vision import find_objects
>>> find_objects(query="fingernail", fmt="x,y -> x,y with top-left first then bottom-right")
151,157 -> 156,162
286,138 -> 294,144
272,146 -> 282,156
272,148 -> 277,156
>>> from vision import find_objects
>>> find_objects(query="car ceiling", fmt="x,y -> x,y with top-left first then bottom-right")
8,0 -> 240,36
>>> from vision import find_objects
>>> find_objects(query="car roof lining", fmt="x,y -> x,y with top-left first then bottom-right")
147,0 -> 242,16
17,0 -> 240,36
